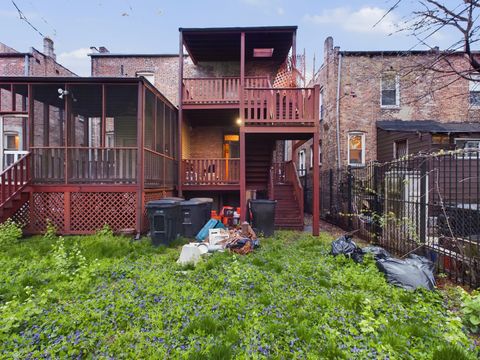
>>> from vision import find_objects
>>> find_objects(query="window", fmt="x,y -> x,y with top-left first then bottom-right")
4,133 -> 19,150
348,132 -> 365,166
136,71 -> 155,86
298,149 -> 306,176
432,134 -> 450,145
455,138 -> 480,158
394,139 -> 408,159
469,75 -> 480,106
381,72 -> 399,107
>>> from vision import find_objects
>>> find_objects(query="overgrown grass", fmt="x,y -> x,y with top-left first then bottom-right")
0,230 -> 478,359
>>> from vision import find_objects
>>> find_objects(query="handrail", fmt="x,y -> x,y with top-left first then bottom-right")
286,160 -> 304,217
182,158 -> 240,185
0,152 -> 31,207
183,76 -> 269,80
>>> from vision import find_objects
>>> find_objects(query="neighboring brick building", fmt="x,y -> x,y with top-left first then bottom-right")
294,36 -> 480,174
0,37 -> 76,77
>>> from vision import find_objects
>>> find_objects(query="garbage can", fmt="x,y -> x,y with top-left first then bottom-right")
162,196 -> 185,202
190,197 -> 213,224
146,199 -> 181,246
180,199 -> 207,238
248,199 -> 277,237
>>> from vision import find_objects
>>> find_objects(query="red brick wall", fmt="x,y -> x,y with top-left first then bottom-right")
316,38 -> 480,171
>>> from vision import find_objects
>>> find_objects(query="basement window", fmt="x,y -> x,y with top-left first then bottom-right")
253,48 -> 274,58
455,138 -> 480,159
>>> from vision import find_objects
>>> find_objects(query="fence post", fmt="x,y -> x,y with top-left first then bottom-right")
419,160 -> 427,244
347,166 -> 353,229
329,169 -> 333,214
372,164 -> 381,242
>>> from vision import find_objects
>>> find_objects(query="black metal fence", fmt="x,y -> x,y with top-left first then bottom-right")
320,150 -> 480,288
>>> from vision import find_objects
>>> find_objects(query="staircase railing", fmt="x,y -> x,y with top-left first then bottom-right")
285,160 -> 304,217
0,152 -> 31,207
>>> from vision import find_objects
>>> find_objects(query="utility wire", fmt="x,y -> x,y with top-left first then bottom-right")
11,0 -> 45,38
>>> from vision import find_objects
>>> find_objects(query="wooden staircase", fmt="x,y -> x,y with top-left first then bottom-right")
270,162 -> 304,231
246,139 -> 274,191
0,153 -> 31,222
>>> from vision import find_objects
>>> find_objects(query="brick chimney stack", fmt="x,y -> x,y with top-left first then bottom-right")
43,37 -> 55,60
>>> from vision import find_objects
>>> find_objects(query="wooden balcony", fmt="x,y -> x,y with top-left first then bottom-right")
182,76 -> 270,106
181,158 -> 240,189
244,87 -> 316,127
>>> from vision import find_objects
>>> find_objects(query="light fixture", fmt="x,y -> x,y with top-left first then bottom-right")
236,118 -> 242,126
58,88 -> 69,99
253,48 -> 274,58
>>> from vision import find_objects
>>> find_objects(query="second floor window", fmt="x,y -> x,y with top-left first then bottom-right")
381,72 -> 399,107
469,75 -> 480,106
348,132 -> 365,166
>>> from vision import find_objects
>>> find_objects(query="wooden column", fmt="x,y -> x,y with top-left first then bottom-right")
136,83 -> 145,234
177,31 -> 184,197
312,85 -> 321,236
239,32 -> 246,221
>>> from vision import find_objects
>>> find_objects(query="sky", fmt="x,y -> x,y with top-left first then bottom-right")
0,0 -> 462,76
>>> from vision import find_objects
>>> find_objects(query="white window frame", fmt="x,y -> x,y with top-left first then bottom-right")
393,139 -> 408,159
347,132 -> 366,166
298,149 -> 306,176
319,89 -> 324,120
455,138 -> 480,159
469,74 -> 480,107
309,144 -> 313,168
380,72 -> 400,108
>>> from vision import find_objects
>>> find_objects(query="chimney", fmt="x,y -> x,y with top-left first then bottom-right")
43,37 -> 55,60
324,36 -> 334,60
99,46 -> 110,54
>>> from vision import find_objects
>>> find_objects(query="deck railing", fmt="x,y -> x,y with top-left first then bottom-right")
0,152 -> 31,207
244,87 -> 316,125
31,147 -> 137,184
286,161 -> 304,217
182,158 -> 240,185
182,76 -> 270,104
4,150 -> 29,170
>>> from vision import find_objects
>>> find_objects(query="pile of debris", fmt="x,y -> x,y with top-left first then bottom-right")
177,222 -> 258,265
331,234 -> 436,291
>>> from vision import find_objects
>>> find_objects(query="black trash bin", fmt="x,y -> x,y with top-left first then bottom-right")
248,199 -> 276,237
146,199 -> 181,246
180,199 -> 207,238
190,197 -> 213,224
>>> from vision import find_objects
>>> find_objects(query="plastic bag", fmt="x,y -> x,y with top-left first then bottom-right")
331,235 -> 358,257
362,246 -> 391,260
376,256 -> 435,290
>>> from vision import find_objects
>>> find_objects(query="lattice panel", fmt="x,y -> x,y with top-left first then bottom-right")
11,200 -> 30,228
273,54 -> 305,88
29,192 -> 65,232
70,192 -> 136,232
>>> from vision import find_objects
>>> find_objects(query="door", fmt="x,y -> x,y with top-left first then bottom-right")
223,134 -> 240,182
0,115 -> 28,170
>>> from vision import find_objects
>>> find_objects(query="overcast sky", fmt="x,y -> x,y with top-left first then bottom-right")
0,0 -> 461,76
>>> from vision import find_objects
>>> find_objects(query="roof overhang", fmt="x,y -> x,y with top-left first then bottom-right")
376,120 -> 480,133
179,26 -> 297,64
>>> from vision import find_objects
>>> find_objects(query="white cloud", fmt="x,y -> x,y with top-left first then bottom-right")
277,7 -> 285,15
304,6 -> 399,35
57,47 -> 91,76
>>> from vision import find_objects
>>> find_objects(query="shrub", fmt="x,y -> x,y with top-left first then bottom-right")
462,291 -> 480,334
43,219 -> 57,241
0,219 -> 22,246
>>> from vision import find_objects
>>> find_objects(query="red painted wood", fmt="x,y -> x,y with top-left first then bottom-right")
313,85 -> 321,236
0,152 -> 31,207
182,158 -> 240,185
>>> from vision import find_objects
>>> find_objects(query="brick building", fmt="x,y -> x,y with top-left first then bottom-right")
0,37 -> 76,77
293,36 -> 480,212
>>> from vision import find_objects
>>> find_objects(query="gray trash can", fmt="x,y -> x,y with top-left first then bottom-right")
180,199 -> 206,238
248,199 -> 277,237
146,199 -> 181,246
190,197 -> 213,225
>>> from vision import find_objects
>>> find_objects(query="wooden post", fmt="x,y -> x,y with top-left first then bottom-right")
240,32 -> 246,222
312,85 -> 320,236
136,82 -> 145,234
178,30 -> 184,197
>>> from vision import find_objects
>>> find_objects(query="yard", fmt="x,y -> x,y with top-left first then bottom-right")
0,227 -> 478,359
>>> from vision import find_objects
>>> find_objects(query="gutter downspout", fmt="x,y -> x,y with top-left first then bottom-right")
335,52 -> 342,170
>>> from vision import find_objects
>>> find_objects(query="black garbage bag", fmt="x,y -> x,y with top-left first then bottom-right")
405,254 -> 436,287
331,235 -> 358,257
376,257 -> 435,290
362,246 -> 391,260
